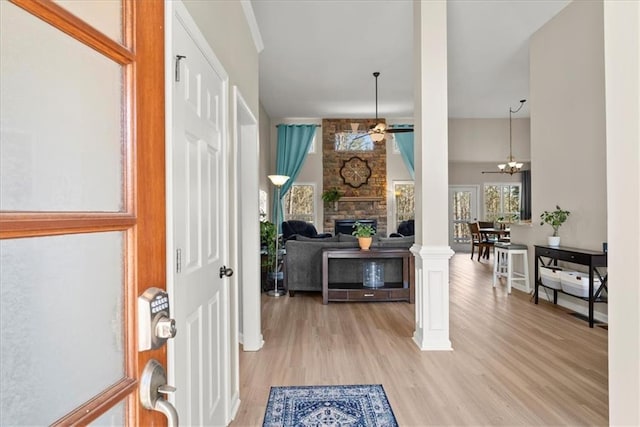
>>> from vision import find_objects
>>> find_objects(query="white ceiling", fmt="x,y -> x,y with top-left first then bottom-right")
252,0 -> 570,119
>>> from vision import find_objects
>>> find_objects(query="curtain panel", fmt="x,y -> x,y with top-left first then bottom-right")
392,124 -> 414,179
271,124 -> 317,232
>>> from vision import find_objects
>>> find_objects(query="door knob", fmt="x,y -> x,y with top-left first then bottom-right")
219,266 -> 234,278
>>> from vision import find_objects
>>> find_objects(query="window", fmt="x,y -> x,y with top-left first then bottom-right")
259,189 -> 268,221
394,181 -> 415,230
308,133 -> 317,154
484,183 -> 521,222
283,184 -> 315,223
334,132 -> 374,151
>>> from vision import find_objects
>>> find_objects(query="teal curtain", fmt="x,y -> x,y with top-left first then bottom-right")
271,124 -> 317,232
392,124 -> 414,179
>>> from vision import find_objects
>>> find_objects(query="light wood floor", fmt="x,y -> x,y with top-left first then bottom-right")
231,253 -> 608,426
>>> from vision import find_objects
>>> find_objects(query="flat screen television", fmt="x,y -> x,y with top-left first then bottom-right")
334,219 -> 377,236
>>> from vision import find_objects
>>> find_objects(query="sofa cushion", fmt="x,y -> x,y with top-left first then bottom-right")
338,233 -> 381,242
338,233 -> 359,242
296,234 -> 340,242
374,236 -> 415,248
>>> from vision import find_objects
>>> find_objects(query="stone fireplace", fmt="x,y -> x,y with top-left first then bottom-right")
322,118 -> 388,236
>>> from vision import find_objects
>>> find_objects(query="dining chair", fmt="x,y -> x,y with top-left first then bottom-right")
468,222 -> 494,261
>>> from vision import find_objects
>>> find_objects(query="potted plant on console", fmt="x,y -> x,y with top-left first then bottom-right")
352,221 -> 376,251
540,205 -> 570,247
321,187 -> 342,211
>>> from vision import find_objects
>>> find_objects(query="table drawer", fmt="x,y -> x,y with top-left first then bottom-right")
348,289 -> 390,300
538,248 -> 591,264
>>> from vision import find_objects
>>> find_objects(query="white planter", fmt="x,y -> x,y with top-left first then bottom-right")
548,236 -> 561,247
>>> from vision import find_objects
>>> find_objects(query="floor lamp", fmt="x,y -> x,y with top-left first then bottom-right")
268,174 -> 290,297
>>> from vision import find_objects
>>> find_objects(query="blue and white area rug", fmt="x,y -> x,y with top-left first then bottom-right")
262,384 -> 398,427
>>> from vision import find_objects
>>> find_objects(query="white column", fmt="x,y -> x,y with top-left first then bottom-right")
412,0 -> 454,351
604,0 -> 640,424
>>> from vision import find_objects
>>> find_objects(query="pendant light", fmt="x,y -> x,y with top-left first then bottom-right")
497,99 -> 526,174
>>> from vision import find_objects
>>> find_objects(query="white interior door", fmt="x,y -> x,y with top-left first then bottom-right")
448,185 -> 479,252
169,5 -> 231,426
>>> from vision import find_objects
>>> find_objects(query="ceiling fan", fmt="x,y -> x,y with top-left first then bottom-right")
356,72 -> 413,141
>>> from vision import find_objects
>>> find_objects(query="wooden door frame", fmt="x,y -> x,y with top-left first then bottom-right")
0,1 -> 165,425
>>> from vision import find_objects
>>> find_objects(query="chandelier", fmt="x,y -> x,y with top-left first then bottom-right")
497,99 -> 526,174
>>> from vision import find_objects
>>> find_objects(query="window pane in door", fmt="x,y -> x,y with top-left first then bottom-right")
91,400 -> 125,426
452,190 -> 471,243
0,232 -> 125,425
0,3 -> 124,212
53,0 -> 123,43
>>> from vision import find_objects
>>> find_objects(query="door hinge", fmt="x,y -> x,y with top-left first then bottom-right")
175,55 -> 186,82
176,248 -> 182,274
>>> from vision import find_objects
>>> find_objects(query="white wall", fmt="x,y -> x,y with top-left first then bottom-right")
258,103 -> 271,216
525,0 -> 607,316
449,118 -> 530,163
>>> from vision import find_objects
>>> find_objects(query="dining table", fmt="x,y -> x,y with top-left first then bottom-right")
479,227 -> 511,242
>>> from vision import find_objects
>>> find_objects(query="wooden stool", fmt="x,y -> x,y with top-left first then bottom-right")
493,242 -> 529,294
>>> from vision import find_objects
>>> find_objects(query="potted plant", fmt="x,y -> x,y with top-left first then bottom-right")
260,220 -> 277,270
321,187 -> 342,211
352,221 -> 376,251
539,205 -> 570,247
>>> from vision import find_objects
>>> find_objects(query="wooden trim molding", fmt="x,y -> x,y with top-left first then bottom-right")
0,213 -> 136,239
10,0 -> 135,64
51,378 -> 137,426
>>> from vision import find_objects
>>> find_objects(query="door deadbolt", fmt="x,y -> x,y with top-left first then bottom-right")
138,287 -> 177,351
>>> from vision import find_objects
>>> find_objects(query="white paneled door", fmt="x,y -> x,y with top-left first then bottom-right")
169,4 -> 233,426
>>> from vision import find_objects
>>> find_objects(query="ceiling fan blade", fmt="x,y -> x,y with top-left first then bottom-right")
386,127 -> 414,134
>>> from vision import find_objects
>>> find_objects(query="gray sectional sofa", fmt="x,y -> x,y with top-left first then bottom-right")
284,234 -> 415,296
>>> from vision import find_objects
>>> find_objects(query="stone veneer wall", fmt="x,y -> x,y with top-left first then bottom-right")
322,118 -> 388,236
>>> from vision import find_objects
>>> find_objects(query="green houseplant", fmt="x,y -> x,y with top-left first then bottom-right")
352,221 -> 376,251
260,221 -> 277,269
321,187 -> 343,211
539,205 -> 570,246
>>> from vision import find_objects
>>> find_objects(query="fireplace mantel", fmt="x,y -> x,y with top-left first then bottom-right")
339,196 -> 383,203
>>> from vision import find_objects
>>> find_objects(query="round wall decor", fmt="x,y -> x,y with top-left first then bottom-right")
340,156 -> 371,188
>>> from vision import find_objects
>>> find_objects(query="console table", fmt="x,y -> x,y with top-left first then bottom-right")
534,245 -> 608,327
322,248 -> 414,304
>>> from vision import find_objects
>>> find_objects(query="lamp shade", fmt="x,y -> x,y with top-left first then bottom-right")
268,175 -> 290,187
370,132 -> 385,142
